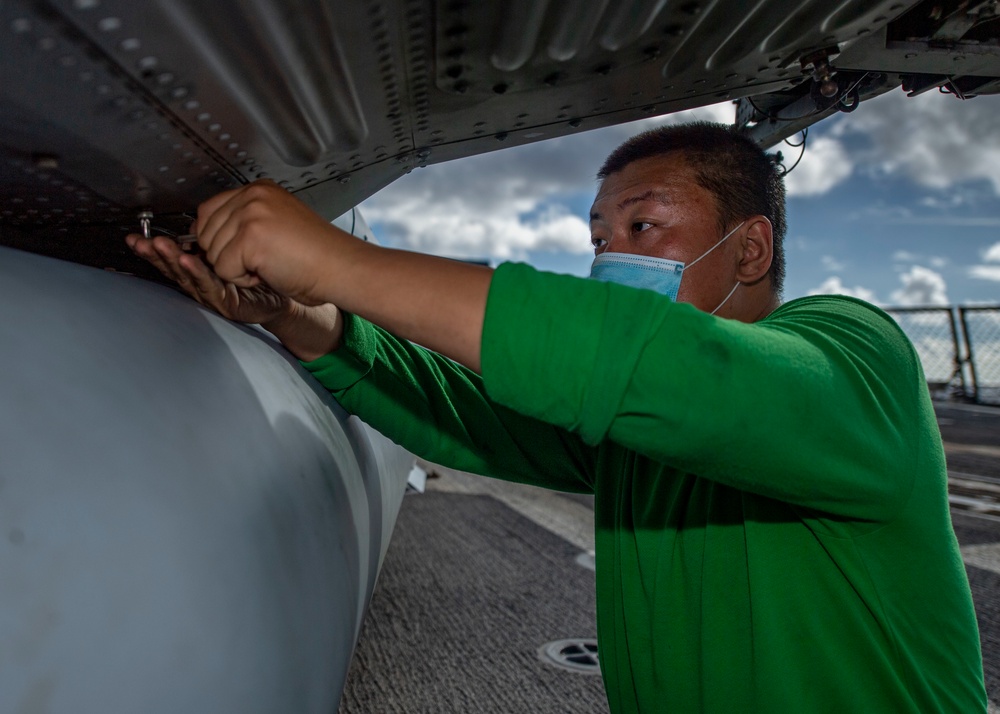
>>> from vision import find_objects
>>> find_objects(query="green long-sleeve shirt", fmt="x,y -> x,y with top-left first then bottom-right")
304,262 -> 985,713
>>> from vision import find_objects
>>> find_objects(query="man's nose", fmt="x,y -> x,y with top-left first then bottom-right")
604,230 -> 630,253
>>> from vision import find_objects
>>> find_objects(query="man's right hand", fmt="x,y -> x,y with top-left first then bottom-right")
126,234 -> 343,361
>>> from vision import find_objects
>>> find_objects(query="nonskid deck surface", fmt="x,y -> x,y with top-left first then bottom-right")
339,480 -> 606,713
341,403 -> 1000,712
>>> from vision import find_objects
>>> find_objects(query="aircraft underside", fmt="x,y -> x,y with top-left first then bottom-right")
2,0 -> 999,276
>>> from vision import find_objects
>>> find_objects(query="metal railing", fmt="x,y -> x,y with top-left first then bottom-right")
884,305 -> 1000,406
958,306 -> 1000,406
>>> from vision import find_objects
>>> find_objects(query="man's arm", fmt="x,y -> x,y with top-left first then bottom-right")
126,208 -> 596,492
259,300 -> 342,362
480,262 -> 925,522
184,180 -> 493,372
304,311 -> 597,492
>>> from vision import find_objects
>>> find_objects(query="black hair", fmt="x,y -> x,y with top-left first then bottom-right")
598,122 -> 786,295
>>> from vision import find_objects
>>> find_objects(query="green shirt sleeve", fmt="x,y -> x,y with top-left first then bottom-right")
302,311 -> 596,493
481,262 -> 923,521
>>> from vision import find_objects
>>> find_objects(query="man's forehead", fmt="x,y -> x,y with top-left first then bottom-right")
592,183 -> 684,208
591,158 -> 699,216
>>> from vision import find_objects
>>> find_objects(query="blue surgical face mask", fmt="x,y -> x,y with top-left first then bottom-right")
589,221 -> 744,314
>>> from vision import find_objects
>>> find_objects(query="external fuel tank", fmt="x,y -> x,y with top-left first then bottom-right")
0,245 -> 412,712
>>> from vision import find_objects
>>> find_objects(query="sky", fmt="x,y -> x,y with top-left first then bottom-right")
360,88 -> 1000,308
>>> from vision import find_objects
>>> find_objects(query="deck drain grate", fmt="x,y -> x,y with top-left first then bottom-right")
537,638 -> 600,674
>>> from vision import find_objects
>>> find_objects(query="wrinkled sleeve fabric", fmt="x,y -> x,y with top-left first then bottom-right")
481,262 -> 922,522
302,310 -> 596,493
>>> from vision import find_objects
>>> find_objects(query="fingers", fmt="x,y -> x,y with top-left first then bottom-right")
177,252 -> 227,306
198,190 -> 256,280
127,229 -> 274,324
179,179 -> 328,301
153,237 -> 187,282
200,182 -> 287,285
212,237 -> 258,286
194,185 -> 244,247
196,181 -> 272,223
127,234 -> 180,280
128,234 -> 208,298
196,180 -> 281,268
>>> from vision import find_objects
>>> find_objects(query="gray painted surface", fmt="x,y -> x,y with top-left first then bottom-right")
7,0 -> 993,276
0,245 -> 412,713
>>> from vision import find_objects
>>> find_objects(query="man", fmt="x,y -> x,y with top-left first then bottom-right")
127,122 -> 986,712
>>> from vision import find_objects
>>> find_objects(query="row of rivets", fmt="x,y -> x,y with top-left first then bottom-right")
11,5 -> 240,198
65,3 -> 240,188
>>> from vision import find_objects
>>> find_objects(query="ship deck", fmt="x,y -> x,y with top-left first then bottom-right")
341,402 -> 1000,712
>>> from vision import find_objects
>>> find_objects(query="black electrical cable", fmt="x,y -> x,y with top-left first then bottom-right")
783,127 -> 808,148
747,72 -> 872,123
778,128 -> 808,176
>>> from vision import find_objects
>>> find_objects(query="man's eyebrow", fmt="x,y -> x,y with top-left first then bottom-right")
619,189 -> 671,210
590,189 -> 671,221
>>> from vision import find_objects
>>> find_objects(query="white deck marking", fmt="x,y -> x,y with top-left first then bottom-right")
944,442 -> 1000,459
960,542 -> 1000,576
420,461 -> 595,553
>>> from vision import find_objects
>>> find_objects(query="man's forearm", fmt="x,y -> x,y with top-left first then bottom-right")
261,301 -> 344,362
254,239 -> 492,370
315,236 -> 492,373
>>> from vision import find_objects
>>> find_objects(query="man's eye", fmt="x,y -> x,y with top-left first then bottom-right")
632,222 -> 653,232
591,237 -> 607,249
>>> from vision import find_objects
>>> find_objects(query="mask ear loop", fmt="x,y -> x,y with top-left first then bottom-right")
684,220 -> 745,271
687,220 -> 745,316
710,282 -> 740,315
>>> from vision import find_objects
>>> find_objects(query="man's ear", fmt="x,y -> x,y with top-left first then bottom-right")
737,216 -> 773,284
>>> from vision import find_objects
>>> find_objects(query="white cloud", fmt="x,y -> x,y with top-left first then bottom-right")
627,102 -> 736,133
809,276 -> 877,303
969,265 -> 1000,282
919,194 -> 966,209
821,255 -> 846,271
781,135 -> 853,197
358,88 -> 1000,263
363,189 -> 591,259
892,251 -> 948,269
835,90 -> 1000,194
361,135 -> 598,259
362,103 -> 737,260
890,266 -> 950,306
790,236 -> 811,252
967,242 -> 1000,282
847,202 -> 914,223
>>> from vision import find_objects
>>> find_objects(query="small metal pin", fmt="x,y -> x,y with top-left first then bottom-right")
137,210 -> 153,239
